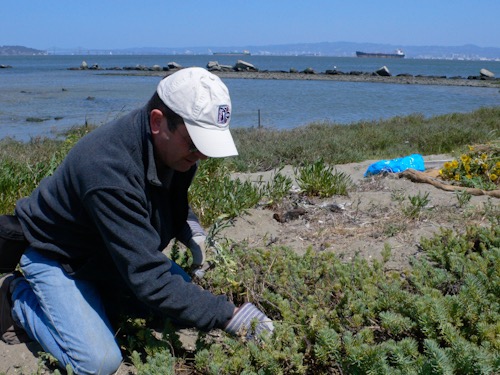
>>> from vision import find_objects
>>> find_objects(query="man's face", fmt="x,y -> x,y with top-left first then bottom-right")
150,109 -> 208,172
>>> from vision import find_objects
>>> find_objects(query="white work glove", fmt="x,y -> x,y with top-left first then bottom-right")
188,235 -> 207,278
225,302 -> 274,340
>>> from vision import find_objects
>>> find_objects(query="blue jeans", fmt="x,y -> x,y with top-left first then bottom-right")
11,247 -> 190,375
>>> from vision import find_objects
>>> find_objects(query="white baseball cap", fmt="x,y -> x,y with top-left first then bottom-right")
157,67 -> 238,157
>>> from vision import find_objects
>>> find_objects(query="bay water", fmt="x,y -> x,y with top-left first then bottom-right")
0,55 -> 499,141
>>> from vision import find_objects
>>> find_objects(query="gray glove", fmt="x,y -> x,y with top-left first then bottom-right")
188,234 -> 206,266
225,302 -> 274,339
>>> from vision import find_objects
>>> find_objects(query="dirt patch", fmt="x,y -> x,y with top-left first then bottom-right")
0,340 -> 136,374
220,155 -> 495,270
1,155 -> 497,374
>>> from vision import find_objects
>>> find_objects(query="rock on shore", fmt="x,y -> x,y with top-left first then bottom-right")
67,60 -> 500,88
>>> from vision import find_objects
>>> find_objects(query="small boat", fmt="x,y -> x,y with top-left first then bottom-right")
213,50 -> 251,56
356,49 -> 405,58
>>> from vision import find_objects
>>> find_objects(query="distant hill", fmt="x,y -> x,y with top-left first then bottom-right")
0,45 -> 47,55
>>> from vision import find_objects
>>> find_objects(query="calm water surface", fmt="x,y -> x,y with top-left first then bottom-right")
1,55 -> 499,140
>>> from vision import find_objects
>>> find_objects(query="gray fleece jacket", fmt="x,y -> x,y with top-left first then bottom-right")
15,106 -> 235,331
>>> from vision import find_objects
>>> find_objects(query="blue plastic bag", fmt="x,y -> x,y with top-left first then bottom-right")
364,154 -> 425,177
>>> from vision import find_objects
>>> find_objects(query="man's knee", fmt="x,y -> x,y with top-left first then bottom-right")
68,344 -> 123,375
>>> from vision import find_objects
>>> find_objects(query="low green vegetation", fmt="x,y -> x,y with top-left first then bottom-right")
2,107 -> 499,216
230,106 -> 500,172
0,125 -> 93,213
1,107 -> 499,373
403,191 -> 431,219
125,222 -> 500,375
295,158 -> 353,197
196,224 -> 499,374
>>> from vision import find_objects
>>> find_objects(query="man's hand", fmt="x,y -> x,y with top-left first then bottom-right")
188,235 -> 206,277
188,235 -> 206,266
225,303 -> 274,340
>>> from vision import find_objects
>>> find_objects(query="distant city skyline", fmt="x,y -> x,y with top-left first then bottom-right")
1,0 -> 499,50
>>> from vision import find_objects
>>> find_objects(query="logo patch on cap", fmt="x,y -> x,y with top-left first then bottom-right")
217,105 -> 231,125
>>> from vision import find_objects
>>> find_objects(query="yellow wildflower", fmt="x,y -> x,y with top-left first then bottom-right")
490,174 -> 498,182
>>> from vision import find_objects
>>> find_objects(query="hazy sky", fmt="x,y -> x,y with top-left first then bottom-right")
2,0 -> 499,50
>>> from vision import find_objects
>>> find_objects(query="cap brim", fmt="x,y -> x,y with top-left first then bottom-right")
185,120 -> 238,158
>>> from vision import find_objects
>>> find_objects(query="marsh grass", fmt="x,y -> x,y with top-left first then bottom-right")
3,107 -> 497,217
230,107 -> 500,172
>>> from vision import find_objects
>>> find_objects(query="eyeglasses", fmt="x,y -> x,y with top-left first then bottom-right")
181,132 -> 199,153
188,144 -> 199,153
163,114 -> 198,153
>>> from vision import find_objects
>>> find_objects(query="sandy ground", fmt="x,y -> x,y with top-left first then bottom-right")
222,155 -> 494,269
1,155 -> 497,374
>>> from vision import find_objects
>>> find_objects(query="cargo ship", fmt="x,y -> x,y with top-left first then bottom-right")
356,49 -> 405,58
212,50 -> 251,56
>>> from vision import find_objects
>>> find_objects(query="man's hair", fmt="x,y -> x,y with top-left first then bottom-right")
146,91 -> 184,132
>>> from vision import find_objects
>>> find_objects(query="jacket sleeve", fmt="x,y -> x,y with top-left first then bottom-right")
82,187 -> 235,331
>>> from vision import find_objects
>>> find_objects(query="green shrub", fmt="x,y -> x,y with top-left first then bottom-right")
257,168 -> 293,208
183,224 -> 500,374
295,158 -> 353,197
0,126 -> 92,214
403,191 -> 431,219
188,158 -> 262,227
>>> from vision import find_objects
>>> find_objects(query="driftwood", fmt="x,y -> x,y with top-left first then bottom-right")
399,169 -> 500,199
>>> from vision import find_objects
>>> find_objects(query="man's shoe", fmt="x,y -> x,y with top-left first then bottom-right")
0,273 -> 31,344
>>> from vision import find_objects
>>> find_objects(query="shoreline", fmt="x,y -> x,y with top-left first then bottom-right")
214,71 -> 500,88
63,59 -> 500,88
98,69 -> 500,88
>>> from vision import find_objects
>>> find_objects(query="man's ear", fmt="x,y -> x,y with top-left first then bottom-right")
150,109 -> 163,135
